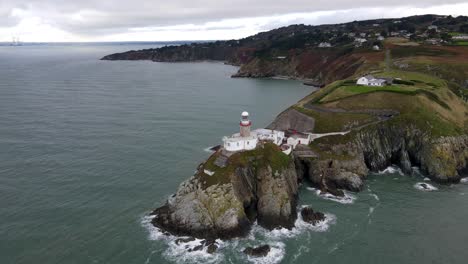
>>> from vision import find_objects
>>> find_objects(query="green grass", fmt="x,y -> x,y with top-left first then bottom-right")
308,132 -> 357,160
320,84 -> 419,102
391,46 -> 457,58
294,106 -> 376,133
452,41 -> 468,46
345,84 -> 416,94
197,142 -> 292,188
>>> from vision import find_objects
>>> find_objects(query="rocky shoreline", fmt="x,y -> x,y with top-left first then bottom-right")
149,109 -> 467,242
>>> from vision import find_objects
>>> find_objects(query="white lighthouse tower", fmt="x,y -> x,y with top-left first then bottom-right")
239,111 -> 251,137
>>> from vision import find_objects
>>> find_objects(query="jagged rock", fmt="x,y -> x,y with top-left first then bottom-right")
151,182 -> 251,239
255,162 -> 298,230
151,144 -> 299,239
243,245 -> 271,257
189,245 -> 204,252
207,244 -> 217,254
301,207 -> 325,225
420,183 -> 429,190
201,239 -> 218,254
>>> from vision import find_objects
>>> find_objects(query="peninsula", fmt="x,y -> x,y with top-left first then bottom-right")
103,14 -> 467,252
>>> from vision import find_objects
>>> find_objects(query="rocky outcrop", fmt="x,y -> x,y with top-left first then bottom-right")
255,162 -> 298,229
243,245 -> 271,257
151,181 -> 250,239
101,43 -> 238,63
151,144 -> 299,239
301,207 -> 325,225
294,122 -> 467,192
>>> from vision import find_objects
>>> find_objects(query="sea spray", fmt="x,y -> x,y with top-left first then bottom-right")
142,208 -> 335,264
414,182 -> 438,191
306,187 -> 356,204
378,166 -> 404,176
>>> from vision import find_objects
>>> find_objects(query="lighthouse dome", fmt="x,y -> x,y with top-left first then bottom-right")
241,111 -> 249,117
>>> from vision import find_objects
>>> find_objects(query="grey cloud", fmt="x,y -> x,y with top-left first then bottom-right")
1,0 -> 467,37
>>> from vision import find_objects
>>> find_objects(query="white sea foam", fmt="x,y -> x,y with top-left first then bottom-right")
204,146 -> 216,153
378,166 -> 404,176
307,187 -> 356,204
461,178 -> 468,184
142,208 -> 336,264
141,215 -> 224,264
252,208 -> 336,241
423,177 -> 431,182
414,182 -> 438,191
369,193 -> 380,201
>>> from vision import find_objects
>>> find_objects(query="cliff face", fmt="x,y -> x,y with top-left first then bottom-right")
294,122 -> 468,195
152,144 -> 298,239
101,44 -> 237,63
232,49 -> 366,85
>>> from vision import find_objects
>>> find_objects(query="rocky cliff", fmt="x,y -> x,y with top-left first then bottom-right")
151,106 -> 466,240
294,121 -> 468,195
151,143 -> 298,239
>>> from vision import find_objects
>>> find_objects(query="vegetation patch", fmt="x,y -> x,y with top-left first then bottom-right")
293,106 -> 376,133
197,143 -> 291,188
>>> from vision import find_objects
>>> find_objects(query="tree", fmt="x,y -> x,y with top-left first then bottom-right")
460,24 -> 468,33
440,33 -> 452,42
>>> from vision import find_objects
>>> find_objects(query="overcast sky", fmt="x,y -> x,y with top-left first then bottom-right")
1,0 -> 467,42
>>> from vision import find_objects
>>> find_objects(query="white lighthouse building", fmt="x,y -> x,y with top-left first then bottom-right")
240,111 -> 251,137
223,112 -> 258,152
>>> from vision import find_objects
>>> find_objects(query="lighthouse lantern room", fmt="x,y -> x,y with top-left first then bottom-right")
240,111 -> 251,137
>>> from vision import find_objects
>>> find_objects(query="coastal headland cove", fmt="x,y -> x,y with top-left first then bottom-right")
102,14 -> 468,261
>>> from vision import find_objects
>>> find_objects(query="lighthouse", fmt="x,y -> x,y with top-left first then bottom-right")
239,111 -> 251,137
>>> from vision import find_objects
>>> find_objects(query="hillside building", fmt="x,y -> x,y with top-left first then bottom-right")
222,112 -> 309,153
357,75 -> 387,86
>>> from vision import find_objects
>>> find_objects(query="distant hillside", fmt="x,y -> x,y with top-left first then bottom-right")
102,14 -> 468,98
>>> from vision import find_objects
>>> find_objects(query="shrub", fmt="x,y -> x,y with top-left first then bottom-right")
393,79 -> 415,85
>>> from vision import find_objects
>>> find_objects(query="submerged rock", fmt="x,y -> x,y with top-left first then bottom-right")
300,207 -> 325,225
243,245 -> 271,257
206,243 -> 218,254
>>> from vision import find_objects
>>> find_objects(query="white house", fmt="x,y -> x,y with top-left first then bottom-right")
253,129 -> 285,145
356,75 -> 387,86
377,36 -> 385,41
318,42 -> 332,48
354,38 -> 367,47
453,35 -> 468,40
286,132 -> 312,149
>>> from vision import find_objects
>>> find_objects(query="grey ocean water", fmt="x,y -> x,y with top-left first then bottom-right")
1,44 -> 467,264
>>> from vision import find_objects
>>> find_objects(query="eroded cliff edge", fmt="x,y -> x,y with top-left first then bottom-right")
151,143 -> 299,239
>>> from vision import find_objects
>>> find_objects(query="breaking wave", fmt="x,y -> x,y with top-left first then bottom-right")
306,187 -> 356,204
461,178 -> 468,184
142,208 -> 336,264
369,193 -> 380,201
378,166 -> 404,176
414,182 -> 438,191
141,215 -> 224,264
